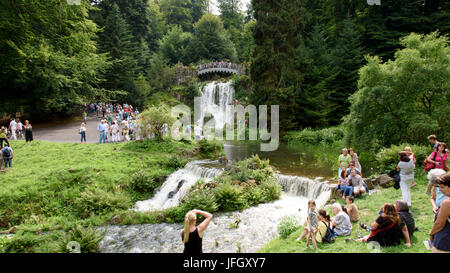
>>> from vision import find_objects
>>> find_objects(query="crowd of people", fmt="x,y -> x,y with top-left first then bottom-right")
181,134 -> 449,254
0,118 -> 33,170
197,61 -> 238,71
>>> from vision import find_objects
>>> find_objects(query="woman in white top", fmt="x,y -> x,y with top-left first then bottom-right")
194,122 -> 202,143
111,121 -> 120,142
79,123 -> 87,144
397,151 -> 415,207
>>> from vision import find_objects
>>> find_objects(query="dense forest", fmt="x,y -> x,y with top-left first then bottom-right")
1,0 -> 449,148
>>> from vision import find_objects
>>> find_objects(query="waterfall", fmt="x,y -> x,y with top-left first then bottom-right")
101,166 -> 333,253
197,81 -> 235,130
276,174 -> 332,207
134,160 -> 222,212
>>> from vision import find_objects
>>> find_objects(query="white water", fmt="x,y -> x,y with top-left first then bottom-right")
99,165 -> 332,253
197,81 -> 235,130
134,161 -> 222,212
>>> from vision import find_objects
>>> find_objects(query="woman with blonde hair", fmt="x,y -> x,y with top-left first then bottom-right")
180,209 -> 213,254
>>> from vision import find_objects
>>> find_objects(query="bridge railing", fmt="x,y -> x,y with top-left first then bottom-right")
197,62 -> 239,76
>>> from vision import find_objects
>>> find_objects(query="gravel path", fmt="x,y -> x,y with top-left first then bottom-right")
32,114 -> 112,143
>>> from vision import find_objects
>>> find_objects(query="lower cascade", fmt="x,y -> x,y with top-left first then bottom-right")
99,162 -> 332,253
134,160 -> 222,212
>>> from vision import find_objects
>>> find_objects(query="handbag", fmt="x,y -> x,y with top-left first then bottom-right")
424,151 -> 437,172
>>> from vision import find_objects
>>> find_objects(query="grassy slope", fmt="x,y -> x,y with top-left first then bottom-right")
0,140 -> 199,235
260,174 -> 435,253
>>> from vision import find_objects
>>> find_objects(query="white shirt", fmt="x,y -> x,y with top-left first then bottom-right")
10,120 -> 17,130
194,125 -> 202,136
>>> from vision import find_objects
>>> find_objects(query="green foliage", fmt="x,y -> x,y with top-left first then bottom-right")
138,104 -> 176,140
182,189 -> 219,213
0,0 -> 110,117
55,225 -> 106,253
375,144 -> 430,173
214,182 -> 245,212
198,139 -> 224,159
277,215 -> 301,239
159,26 -> 192,65
129,170 -> 159,194
260,178 -> 282,202
284,127 -> 345,145
73,187 -> 130,218
186,13 -> 238,63
343,32 -> 449,151
1,232 -> 44,253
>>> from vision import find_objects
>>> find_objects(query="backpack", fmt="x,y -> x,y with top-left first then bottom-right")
424,151 -> 438,172
388,169 -> 401,190
320,222 -> 336,243
2,147 -> 11,158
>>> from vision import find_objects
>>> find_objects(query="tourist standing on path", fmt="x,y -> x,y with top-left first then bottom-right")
430,173 -> 450,253
24,120 -> 33,143
9,118 -> 17,140
0,127 -> 9,148
79,123 -> 87,144
97,120 -> 106,144
111,121 -> 120,142
180,209 -> 213,254
194,122 -> 202,143
338,148 -> 352,178
16,119 -> 23,139
1,143 -> 13,169
397,151 -> 415,207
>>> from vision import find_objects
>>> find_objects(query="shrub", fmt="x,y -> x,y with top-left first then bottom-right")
182,189 -> 219,213
198,139 -> 224,159
375,144 -> 429,173
284,127 -> 344,145
129,170 -> 160,194
164,155 -> 188,170
2,232 -> 44,253
55,225 -> 106,253
73,187 -> 130,218
277,215 -> 301,239
260,178 -> 282,202
214,182 -> 245,212
243,186 -> 263,206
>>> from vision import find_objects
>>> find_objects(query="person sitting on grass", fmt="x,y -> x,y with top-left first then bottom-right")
297,200 -> 318,249
315,209 -> 332,244
346,196 -> 360,223
354,203 -> 403,247
429,173 -> 450,253
395,200 -> 414,247
428,169 -> 449,214
338,170 -> 353,199
331,203 -> 352,236
349,169 -> 366,197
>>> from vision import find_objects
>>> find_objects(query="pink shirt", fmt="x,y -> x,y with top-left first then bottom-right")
433,152 -> 448,169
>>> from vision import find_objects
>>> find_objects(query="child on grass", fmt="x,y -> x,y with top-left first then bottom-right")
297,200 -> 318,249
346,196 -> 360,223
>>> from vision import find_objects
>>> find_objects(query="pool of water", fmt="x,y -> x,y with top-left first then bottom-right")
223,141 -> 335,179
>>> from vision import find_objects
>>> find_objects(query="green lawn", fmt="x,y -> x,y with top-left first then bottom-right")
260,174 -> 435,253
0,139 -> 209,252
